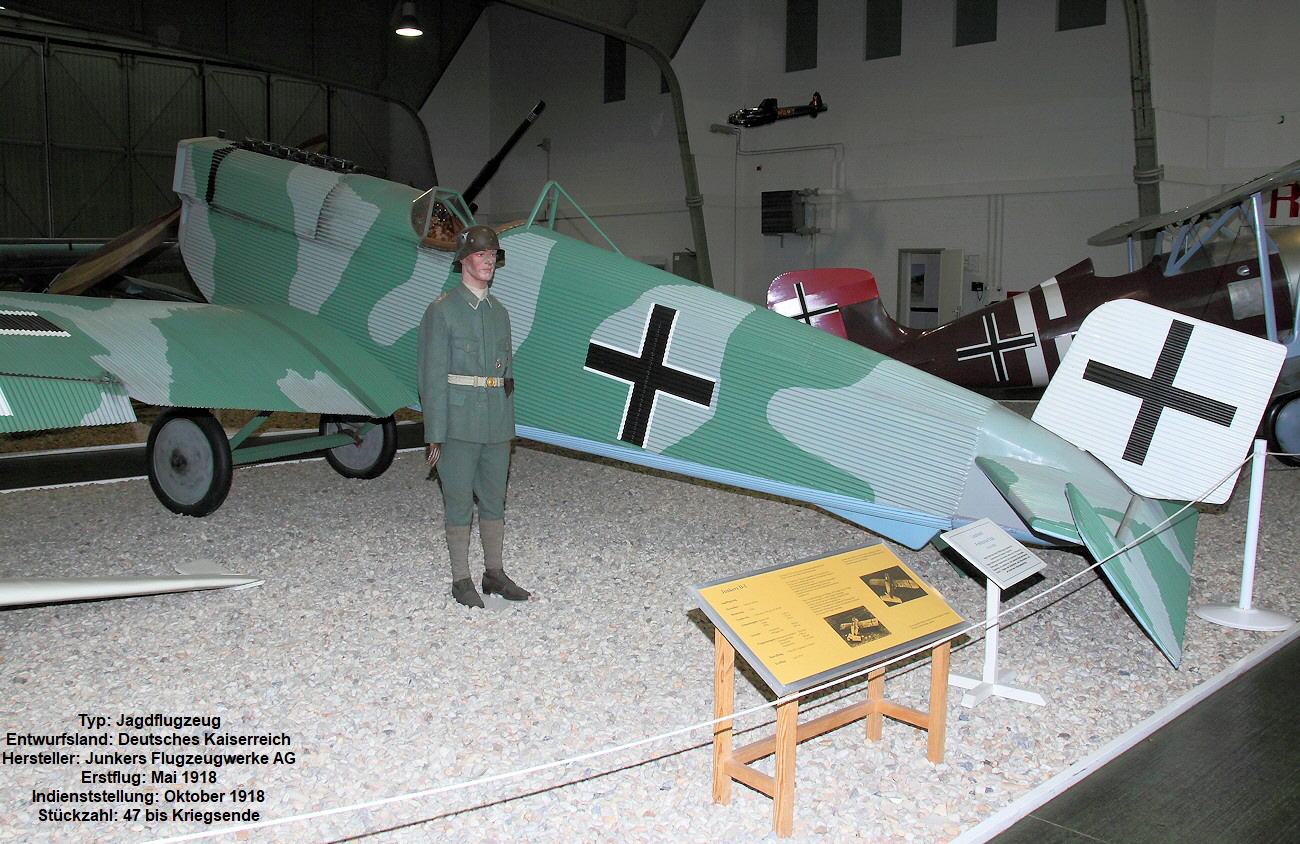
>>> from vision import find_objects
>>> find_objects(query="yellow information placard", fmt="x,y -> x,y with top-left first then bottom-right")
693,544 -> 965,695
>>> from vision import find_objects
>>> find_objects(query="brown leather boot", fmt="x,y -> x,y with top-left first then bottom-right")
479,519 -> 530,600
482,569 -> 530,601
451,577 -> 485,608
446,525 -> 482,607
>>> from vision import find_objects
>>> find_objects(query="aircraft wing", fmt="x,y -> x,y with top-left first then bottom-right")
0,291 -> 415,434
975,454 -> 1197,667
1,559 -> 262,607
1089,157 -> 1300,245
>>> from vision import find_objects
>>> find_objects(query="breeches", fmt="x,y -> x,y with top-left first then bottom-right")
438,438 -> 511,525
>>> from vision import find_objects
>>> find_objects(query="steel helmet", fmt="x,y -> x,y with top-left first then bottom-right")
453,225 -> 505,268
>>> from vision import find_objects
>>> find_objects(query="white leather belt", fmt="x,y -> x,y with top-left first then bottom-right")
447,374 -> 506,388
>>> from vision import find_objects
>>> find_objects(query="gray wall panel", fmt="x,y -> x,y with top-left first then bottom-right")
331,88 -> 388,175
205,66 -> 268,143
0,27 -> 428,238
270,77 -> 327,151
0,38 -> 46,235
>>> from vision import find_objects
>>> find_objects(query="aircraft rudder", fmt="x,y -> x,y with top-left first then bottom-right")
1034,300 -> 1285,505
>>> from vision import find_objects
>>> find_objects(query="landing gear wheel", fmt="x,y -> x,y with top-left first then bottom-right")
319,415 -> 397,479
1263,391 -> 1300,468
146,408 -> 233,516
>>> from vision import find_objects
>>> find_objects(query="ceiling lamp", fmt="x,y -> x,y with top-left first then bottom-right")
395,2 -> 422,37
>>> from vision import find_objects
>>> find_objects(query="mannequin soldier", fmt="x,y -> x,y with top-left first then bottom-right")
418,225 -> 530,608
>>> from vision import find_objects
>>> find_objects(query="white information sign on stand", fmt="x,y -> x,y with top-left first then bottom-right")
941,519 -> 1047,708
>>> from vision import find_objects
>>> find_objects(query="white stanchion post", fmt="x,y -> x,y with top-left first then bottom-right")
1195,439 -> 1293,631
949,580 -> 1047,708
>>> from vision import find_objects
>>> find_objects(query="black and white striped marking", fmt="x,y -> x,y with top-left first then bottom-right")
0,310 -> 70,337
1082,320 -> 1236,465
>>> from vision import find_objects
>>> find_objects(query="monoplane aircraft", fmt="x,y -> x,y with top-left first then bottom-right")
768,159 -> 1300,463
0,137 -> 1285,667
727,92 -> 827,128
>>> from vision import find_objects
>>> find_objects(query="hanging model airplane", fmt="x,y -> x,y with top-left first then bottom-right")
728,92 -> 827,128
768,158 -> 1300,464
0,136 -> 1285,665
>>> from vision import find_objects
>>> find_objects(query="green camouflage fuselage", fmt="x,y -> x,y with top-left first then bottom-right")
0,137 -> 1200,663
173,137 -> 1116,549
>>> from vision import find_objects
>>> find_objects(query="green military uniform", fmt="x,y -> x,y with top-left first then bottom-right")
418,281 -> 515,526
418,271 -> 528,607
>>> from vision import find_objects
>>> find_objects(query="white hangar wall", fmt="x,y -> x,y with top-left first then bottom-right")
423,0 -> 1300,317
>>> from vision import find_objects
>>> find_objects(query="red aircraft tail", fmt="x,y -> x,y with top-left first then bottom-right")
767,268 -> 918,353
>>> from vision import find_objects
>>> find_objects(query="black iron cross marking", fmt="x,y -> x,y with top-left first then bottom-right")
585,304 -> 716,447
0,311 -> 70,337
787,282 -> 840,324
955,312 -> 1037,381
1083,320 -> 1236,465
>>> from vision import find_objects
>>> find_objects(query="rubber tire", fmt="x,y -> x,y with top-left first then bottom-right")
1263,391 -> 1300,468
319,415 -> 397,479
146,408 -> 233,517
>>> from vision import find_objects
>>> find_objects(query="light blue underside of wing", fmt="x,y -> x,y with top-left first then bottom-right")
518,425 -> 946,547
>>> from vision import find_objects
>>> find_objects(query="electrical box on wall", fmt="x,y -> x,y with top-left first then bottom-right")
672,251 -> 698,281
761,190 -> 805,235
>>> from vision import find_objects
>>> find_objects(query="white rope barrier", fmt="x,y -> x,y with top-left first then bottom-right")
146,448 -> 1283,843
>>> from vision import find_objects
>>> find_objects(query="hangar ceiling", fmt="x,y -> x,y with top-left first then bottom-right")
1,1 -> 706,111
0,1 -> 708,246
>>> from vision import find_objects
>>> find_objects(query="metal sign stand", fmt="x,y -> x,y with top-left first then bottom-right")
941,519 -> 1047,708
949,582 -> 1047,708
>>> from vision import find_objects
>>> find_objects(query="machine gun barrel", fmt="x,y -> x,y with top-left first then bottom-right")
462,100 -> 546,209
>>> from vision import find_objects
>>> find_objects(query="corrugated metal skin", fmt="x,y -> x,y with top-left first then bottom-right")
169,137 -> 1018,526
1033,300 -> 1286,504
177,138 -> 433,384
0,375 -> 133,433
0,290 -> 414,422
507,229 -> 994,520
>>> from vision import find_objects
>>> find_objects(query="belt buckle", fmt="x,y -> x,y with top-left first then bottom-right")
484,377 -> 497,387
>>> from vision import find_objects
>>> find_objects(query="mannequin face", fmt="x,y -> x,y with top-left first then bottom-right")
461,250 -> 497,289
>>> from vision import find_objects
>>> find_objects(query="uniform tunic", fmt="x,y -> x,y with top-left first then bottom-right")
418,282 -> 515,525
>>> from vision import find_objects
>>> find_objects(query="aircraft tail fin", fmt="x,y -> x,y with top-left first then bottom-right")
1032,300 -> 1285,504
975,454 -> 1197,666
767,268 -> 919,353
1065,483 -> 1197,666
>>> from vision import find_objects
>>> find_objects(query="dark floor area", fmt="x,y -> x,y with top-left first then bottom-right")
986,629 -> 1300,844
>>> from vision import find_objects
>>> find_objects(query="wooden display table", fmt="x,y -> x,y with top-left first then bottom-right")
710,630 -> 952,837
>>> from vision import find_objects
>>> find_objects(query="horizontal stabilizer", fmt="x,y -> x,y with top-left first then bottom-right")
1065,483 -> 1197,667
975,455 -> 1116,544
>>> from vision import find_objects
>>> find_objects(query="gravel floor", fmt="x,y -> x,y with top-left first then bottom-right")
1,442 -> 1296,843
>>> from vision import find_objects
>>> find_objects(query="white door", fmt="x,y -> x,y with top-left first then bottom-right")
897,249 -> 964,328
